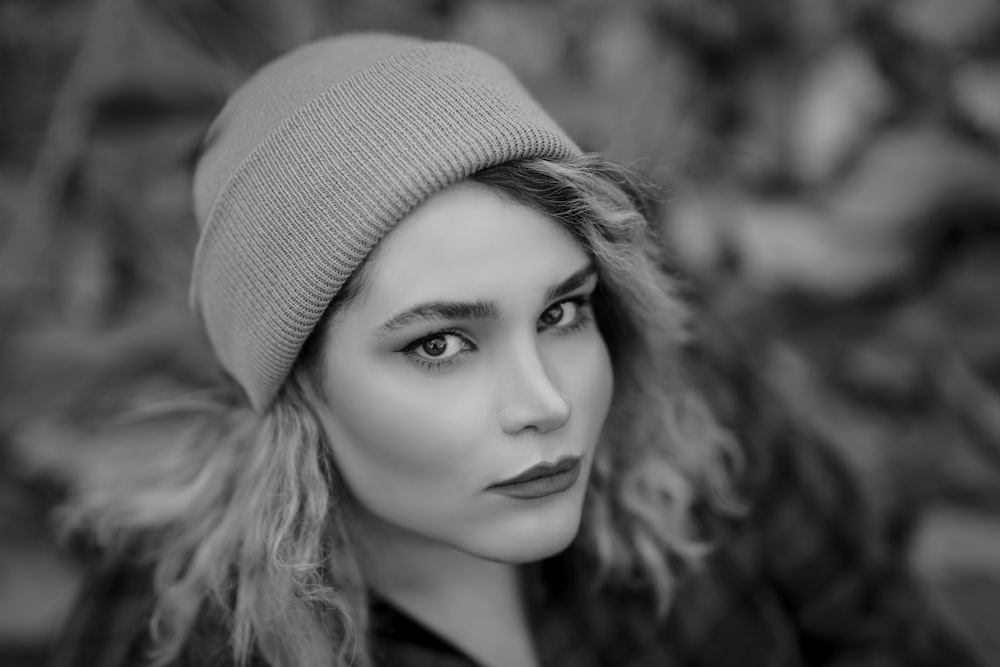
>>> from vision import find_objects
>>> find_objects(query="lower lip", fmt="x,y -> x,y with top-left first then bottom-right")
488,460 -> 582,499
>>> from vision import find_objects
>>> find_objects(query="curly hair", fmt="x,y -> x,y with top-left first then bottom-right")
61,154 -> 741,667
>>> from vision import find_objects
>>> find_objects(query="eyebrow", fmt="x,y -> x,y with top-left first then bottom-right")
373,262 -> 597,337
544,263 -> 597,304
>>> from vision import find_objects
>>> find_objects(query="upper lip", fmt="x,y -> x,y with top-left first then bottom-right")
489,456 -> 580,487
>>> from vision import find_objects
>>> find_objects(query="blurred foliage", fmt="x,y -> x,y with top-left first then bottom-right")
2,0 -> 1000,663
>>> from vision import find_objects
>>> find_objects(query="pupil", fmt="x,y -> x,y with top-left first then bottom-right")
422,337 -> 448,356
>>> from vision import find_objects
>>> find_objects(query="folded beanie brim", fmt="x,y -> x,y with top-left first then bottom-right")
190,34 -> 580,411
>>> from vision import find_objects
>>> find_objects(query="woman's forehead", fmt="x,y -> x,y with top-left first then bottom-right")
356,182 -> 590,309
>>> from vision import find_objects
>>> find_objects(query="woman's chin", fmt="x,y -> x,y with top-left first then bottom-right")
473,534 -> 578,565
464,502 -> 585,564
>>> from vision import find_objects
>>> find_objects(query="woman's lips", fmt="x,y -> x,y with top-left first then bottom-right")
487,456 -> 582,499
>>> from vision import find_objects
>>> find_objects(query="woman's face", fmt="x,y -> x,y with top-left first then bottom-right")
309,182 -> 614,563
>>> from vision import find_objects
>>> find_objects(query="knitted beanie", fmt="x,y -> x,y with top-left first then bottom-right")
190,32 -> 581,411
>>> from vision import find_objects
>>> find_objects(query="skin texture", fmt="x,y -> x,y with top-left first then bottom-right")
309,182 -> 615,568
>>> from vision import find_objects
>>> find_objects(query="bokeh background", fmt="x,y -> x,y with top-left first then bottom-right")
2,0 -> 999,665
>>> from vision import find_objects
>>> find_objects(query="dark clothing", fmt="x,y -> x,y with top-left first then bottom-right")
50,424 -> 981,667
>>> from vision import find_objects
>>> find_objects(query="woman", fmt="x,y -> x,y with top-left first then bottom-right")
53,33 -> 979,667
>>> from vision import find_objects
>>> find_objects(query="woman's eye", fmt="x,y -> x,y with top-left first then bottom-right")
411,333 -> 469,361
539,301 -> 578,328
538,297 -> 594,334
399,329 -> 477,372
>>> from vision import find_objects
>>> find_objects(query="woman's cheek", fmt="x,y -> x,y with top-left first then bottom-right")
552,331 -> 614,427
326,363 -> 490,480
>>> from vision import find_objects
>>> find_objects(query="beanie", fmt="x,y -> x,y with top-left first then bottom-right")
190,33 -> 581,412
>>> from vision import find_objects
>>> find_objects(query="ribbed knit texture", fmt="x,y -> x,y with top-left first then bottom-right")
190,33 -> 580,411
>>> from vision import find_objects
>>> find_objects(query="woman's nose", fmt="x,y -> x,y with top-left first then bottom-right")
496,343 -> 572,436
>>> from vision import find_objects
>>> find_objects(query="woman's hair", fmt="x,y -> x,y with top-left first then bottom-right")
469,156 -> 742,591
62,154 -> 741,667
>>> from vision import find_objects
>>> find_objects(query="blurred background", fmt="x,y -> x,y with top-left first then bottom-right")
2,0 -> 999,665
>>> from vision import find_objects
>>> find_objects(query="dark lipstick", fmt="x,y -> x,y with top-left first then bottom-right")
487,456 -> 582,499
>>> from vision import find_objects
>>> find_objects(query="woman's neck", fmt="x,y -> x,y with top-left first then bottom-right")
355,511 -> 540,667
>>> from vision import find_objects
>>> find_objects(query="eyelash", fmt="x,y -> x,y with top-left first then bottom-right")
545,295 -> 594,336
399,295 -> 595,372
